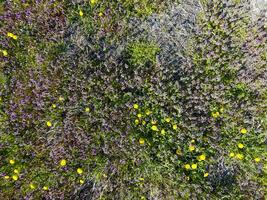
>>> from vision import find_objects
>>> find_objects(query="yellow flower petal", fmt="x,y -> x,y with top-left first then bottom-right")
90,0 -> 97,4
4,176 -> 10,179
151,120 -> 157,125
30,183 -> 36,189
172,124 -> 178,130
191,164 -> 197,169
43,186 -> 49,190
77,168 -> 83,174
46,121 -> 52,127
198,154 -> 206,161
79,179 -> 84,184
229,152 -> 235,157
176,149 -> 182,156
7,32 -> 18,40
12,175 -> 18,181
236,153 -> 244,160
133,104 -> 139,109
204,173 -> 209,177
212,111 -> 220,118
184,164 -> 191,170
9,159 -> 15,165
237,143 -> 244,149
139,138 -> 145,145
189,145 -> 195,152
2,50 -> 8,56
151,125 -> 158,131
85,107 -> 90,112
145,110 -> 151,115
165,117 -> 171,123
60,159 -> 67,167
79,10 -> 84,17
14,169 -> 19,174
240,128 -> 247,134
254,157 -> 261,162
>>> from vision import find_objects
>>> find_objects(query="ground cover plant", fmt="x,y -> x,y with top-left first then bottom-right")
0,0 -> 266,199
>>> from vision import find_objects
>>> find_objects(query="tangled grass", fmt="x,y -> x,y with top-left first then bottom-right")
0,0 -> 266,199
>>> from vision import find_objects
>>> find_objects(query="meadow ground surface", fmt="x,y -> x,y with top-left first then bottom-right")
0,0 -> 267,199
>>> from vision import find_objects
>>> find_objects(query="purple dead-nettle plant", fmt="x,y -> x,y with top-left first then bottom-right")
6,69 -> 54,131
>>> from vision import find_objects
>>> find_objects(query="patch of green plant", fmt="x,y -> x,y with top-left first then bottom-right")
126,41 -> 160,67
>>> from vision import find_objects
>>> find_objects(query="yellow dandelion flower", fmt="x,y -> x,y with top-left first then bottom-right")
165,117 -> 171,123
189,145 -> 195,152
191,139 -> 195,143
79,10 -> 84,17
184,164 -> 191,170
176,149 -> 182,156
60,159 -> 67,167
13,34 -> 18,40
160,129 -> 166,135
59,96 -> 64,101
142,120 -> 146,125
2,50 -> 8,56
4,176 -> 10,179
90,0 -> 97,4
237,143 -> 244,149
173,124 -> 178,130
14,169 -> 19,174
12,175 -> 18,181
30,183 -> 36,189
229,152 -> 235,157
133,104 -> 139,109
145,110 -> 151,115
139,177 -> 144,181
137,113 -> 142,118
240,128 -> 247,134
77,168 -> 83,174
7,32 -> 18,40
151,125 -> 158,131
134,119 -> 139,125
79,179 -> 84,184
254,157 -> 261,162
139,138 -> 145,145
85,107 -> 90,112
198,154 -> 206,161
151,120 -> 157,124
52,104 -> 57,108
46,121 -> 52,127
9,159 -> 15,165
191,164 -> 197,169
98,12 -> 103,17
43,186 -> 49,190
212,111 -> 220,118
204,173 -> 209,177
236,153 -> 244,160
